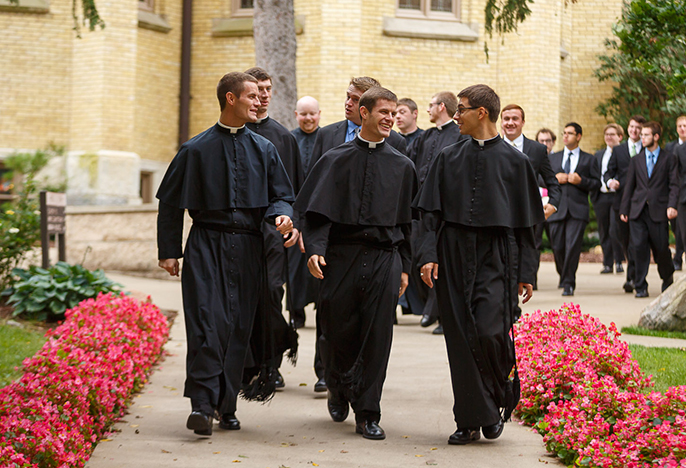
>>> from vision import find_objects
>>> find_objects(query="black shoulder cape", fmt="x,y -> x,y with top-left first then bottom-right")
156,124 -> 295,211
295,137 -> 417,227
413,136 -> 544,228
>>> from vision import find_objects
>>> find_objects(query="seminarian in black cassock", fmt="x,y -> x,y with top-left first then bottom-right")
413,85 -> 543,445
156,72 -> 294,436
296,87 -> 418,440
243,67 -> 303,390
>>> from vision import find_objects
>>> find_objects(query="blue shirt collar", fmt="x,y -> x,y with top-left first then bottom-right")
646,146 -> 661,158
347,119 -> 360,135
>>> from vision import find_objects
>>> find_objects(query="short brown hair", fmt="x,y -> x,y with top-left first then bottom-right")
245,67 -> 272,82
604,123 -> 624,138
643,121 -> 662,138
217,72 -> 258,111
501,104 -> 525,121
359,87 -> 398,115
457,84 -> 500,123
398,98 -> 418,113
676,115 -> 686,124
350,76 -> 381,93
629,115 -> 647,126
536,128 -> 556,143
433,91 -> 458,118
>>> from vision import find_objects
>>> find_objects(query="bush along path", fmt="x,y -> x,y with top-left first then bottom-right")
516,304 -> 686,467
0,293 -> 169,467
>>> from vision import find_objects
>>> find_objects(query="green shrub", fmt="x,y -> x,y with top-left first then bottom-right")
1,262 -> 123,321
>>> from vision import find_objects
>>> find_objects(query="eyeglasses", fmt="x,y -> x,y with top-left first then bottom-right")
455,106 -> 479,116
428,102 -> 440,108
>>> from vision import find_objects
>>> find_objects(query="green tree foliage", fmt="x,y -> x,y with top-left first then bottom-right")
595,0 -> 686,139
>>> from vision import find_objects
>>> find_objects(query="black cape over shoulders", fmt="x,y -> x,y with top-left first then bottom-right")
413,136 -> 544,228
295,137 -> 417,227
156,124 -> 295,211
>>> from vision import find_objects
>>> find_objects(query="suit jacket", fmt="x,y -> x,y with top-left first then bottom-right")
522,135 -> 561,209
604,141 -> 633,211
620,147 -> 679,222
590,147 -> 615,205
677,144 -> 686,205
665,140 -> 683,154
547,149 -> 600,222
308,119 -> 407,177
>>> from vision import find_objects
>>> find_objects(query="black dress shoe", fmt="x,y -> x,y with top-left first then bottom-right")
274,371 -> 285,390
635,289 -> 649,298
186,411 -> 213,436
327,392 -> 349,422
674,262 -> 683,271
662,275 -> 674,292
355,420 -> 386,440
218,413 -> 240,430
314,377 -> 327,393
432,324 -> 444,335
482,420 -> 504,440
561,286 -> 574,296
600,265 -> 613,274
615,263 -> 624,274
623,280 -> 635,293
420,314 -> 438,328
448,428 -> 480,445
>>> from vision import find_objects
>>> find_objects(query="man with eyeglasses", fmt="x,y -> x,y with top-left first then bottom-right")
536,128 -> 557,155
414,84 -> 542,445
620,121 -> 678,298
604,115 -> 646,293
407,91 -> 465,334
546,123 -> 600,297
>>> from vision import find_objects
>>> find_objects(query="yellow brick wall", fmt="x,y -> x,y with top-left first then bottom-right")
0,0 -> 74,150
134,0 -> 183,163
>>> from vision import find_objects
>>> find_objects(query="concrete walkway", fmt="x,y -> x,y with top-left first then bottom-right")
86,262 -> 684,468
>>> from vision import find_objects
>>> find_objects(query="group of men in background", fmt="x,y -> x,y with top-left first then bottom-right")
155,67 -> 686,446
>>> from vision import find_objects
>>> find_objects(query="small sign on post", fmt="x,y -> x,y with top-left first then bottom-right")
40,191 -> 67,269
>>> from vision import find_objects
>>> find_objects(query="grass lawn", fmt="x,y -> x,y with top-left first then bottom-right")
629,344 -> 686,393
0,323 -> 47,388
622,326 -> 686,340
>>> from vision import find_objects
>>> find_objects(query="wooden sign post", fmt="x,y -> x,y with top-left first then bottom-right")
40,191 -> 67,269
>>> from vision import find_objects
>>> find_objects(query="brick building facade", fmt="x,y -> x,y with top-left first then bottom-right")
0,0 -> 622,205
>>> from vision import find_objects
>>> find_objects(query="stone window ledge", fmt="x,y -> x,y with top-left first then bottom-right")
138,10 -> 172,33
382,16 -> 478,42
212,14 -> 305,37
0,0 -> 49,14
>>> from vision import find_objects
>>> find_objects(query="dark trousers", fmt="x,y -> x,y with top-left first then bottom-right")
594,193 -> 624,267
612,207 -> 635,282
533,222 -> 546,289
678,203 -> 686,266
671,218 -> 683,267
630,207 -> 674,292
548,216 -> 587,289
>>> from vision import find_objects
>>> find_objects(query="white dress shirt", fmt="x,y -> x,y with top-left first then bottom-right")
562,147 -> 580,174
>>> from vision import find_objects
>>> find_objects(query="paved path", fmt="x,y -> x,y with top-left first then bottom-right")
86,262 -> 684,468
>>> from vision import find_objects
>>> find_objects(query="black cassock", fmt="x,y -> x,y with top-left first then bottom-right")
413,135 -> 543,428
295,137 -> 417,421
156,123 -> 294,415
289,127 -> 321,312
245,116 -> 303,379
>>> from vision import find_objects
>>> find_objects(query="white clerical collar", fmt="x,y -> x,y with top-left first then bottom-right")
473,135 -> 499,147
357,134 -> 385,148
217,121 -> 245,133
505,134 -> 524,152
254,114 -> 269,124
436,120 -> 453,131
400,128 -> 419,137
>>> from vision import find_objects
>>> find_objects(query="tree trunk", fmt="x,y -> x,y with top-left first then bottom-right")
253,0 -> 297,130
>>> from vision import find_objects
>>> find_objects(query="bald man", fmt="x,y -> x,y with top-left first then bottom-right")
293,96 -> 322,176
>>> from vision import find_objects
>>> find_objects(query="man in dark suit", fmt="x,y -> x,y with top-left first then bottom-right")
604,115 -> 646,292
620,121 -> 678,298
665,115 -> 686,270
591,123 -> 625,275
675,140 -> 686,258
547,122 -> 601,296
308,77 -> 407,174
501,104 -> 561,289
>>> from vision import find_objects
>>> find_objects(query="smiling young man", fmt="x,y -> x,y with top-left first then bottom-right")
156,72 -> 294,436
307,77 -> 407,174
413,84 -> 542,446
620,121 -> 679,298
296,86 -> 417,440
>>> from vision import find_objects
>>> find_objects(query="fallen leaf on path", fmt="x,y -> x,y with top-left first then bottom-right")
299,383 -> 307,386
340,450 -> 348,453
161,449 -> 171,453
430,447 -> 437,450
213,451 -> 221,454
130,424 -> 139,428
403,435 -> 410,438
415,454 -> 424,457
140,405 -> 152,408
100,439 -> 112,442
231,460 -> 241,463
318,450 -> 325,453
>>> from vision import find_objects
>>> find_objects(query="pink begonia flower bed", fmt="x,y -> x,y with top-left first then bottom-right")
0,292 -> 169,468
516,303 -> 686,467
